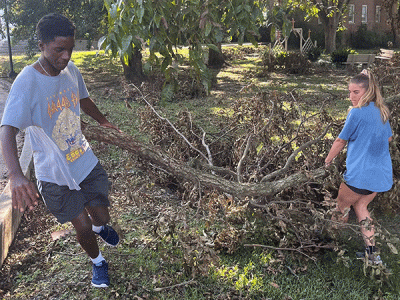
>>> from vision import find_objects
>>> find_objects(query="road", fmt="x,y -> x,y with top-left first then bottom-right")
0,79 -> 25,185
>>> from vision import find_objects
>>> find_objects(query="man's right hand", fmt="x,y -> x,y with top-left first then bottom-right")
0,125 -> 40,213
10,175 -> 39,212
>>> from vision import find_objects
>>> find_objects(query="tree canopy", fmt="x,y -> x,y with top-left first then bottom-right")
5,0 -> 107,45
100,0 -> 264,96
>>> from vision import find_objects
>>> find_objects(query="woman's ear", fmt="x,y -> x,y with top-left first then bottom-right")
38,40 -> 44,52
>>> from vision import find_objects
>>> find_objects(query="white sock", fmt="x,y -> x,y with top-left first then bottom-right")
92,225 -> 103,233
91,252 -> 105,265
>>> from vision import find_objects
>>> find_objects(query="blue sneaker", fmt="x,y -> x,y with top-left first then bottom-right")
91,260 -> 110,288
94,225 -> 120,247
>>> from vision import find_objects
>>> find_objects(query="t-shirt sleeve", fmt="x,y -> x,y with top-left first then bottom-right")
1,83 -> 33,130
338,109 -> 359,141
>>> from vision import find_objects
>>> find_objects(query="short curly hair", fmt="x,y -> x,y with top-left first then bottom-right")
36,13 -> 75,43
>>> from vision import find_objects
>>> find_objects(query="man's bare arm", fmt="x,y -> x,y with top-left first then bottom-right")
80,97 -> 121,132
0,125 -> 39,212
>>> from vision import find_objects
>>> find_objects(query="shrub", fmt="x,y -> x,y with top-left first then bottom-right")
350,24 -> 392,49
307,47 -> 323,62
261,48 -> 312,74
330,47 -> 356,65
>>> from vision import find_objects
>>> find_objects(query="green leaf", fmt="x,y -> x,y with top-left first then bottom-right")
138,6 -> 145,22
110,3 -> 119,20
205,22 -> 212,37
104,0 -> 112,10
123,53 -> 130,65
109,32 -> 118,45
97,36 -> 107,49
207,44 -> 219,52
121,35 -> 133,54
256,143 -> 263,154
161,56 -> 172,72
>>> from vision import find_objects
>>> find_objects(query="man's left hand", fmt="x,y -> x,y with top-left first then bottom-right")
100,121 -> 122,133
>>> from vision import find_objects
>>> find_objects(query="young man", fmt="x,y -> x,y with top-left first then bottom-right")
0,13 -> 120,287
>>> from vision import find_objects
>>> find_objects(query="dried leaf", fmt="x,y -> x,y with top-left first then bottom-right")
387,243 -> 398,254
270,282 -> 279,289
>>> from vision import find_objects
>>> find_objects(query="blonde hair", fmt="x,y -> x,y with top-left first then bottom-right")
349,69 -> 390,123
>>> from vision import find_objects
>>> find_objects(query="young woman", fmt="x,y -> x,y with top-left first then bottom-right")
325,69 -> 393,265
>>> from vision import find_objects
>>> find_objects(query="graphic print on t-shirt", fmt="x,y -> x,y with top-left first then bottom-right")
49,90 -> 88,163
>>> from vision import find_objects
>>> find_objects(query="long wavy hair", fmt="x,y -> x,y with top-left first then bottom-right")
350,70 -> 390,123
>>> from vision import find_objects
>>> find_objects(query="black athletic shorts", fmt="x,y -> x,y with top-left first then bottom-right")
38,162 -> 110,224
344,182 -> 374,195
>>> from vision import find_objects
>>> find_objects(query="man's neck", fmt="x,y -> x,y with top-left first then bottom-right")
37,57 -> 60,76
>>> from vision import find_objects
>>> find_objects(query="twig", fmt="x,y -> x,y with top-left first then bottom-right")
259,111 -> 321,174
237,134 -> 252,183
129,83 -> 212,165
53,251 -> 85,256
244,243 -> 334,260
261,124 -> 331,182
186,111 -> 213,165
153,279 -> 197,292
201,129 -> 213,166
196,180 -> 203,217
290,90 -> 303,123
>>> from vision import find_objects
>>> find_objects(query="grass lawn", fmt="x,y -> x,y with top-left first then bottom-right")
0,48 -> 399,299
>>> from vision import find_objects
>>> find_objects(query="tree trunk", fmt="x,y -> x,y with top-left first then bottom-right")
82,125 -> 329,199
391,18 -> 399,48
121,48 -> 146,84
208,43 -> 225,68
323,16 -> 338,54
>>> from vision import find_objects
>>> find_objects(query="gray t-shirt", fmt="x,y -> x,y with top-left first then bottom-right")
1,61 -> 98,189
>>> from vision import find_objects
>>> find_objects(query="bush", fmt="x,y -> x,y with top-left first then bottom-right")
262,49 -> 312,74
307,47 -> 323,62
350,25 -> 392,49
330,47 -> 356,65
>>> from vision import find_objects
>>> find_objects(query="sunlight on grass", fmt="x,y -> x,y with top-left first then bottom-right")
210,107 -> 234,117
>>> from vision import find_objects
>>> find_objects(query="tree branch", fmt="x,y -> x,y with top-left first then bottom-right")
129,83 -> 212,165
237,134 -> 252,183
83,125 -> 329,199
261,124 -> 331,182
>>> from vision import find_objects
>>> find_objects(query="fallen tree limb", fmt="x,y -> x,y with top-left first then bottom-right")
83,125 -> 329,199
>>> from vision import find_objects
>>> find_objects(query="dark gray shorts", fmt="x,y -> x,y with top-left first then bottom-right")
38,162 -> 110,224
344,182 -> 374,195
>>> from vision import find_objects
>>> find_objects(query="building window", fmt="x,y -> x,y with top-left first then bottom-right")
348,4 -> 355,23
362,5 -> 368,23
376,6 -> 381,23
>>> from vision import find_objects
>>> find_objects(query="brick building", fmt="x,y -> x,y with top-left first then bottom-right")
343,0 -> 391,34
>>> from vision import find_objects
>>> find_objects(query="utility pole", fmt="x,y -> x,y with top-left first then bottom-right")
4,0 -> 17,78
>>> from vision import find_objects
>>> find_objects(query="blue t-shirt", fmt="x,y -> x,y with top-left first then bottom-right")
338,102 -> 393,192
1,61 -> 98,188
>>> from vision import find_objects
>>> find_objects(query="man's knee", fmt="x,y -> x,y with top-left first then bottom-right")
71,213 -> 93,235
86,206 -> 110,225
